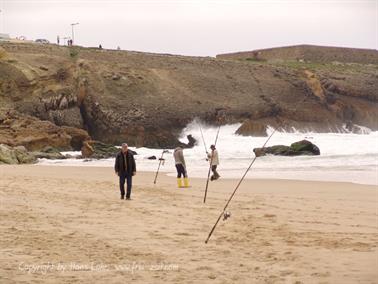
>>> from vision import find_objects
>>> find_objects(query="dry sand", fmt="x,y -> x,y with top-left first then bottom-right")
0,165 -> 377,283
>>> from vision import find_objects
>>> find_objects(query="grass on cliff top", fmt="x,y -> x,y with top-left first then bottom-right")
243,58 -> 378,74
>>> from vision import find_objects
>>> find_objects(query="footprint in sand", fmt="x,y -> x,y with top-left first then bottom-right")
197,265 -> 213,271
311,271 -> 331,277
263,214 -> 276,218
174,232 -> 192,236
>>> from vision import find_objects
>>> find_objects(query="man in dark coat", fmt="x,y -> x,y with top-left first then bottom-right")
114,143 -> 136,200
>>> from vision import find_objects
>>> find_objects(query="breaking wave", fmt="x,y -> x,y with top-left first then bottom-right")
37,120 -> 378,185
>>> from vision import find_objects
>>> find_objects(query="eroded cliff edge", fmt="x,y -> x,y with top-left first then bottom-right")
1,42 -> 377,150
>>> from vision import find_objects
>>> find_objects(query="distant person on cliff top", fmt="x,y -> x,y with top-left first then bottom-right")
173,147 -> 190,188
114,143 -> 136,200
207,144 -> 220,181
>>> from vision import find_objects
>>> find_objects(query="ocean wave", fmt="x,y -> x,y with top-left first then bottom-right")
37,121 -> 378,185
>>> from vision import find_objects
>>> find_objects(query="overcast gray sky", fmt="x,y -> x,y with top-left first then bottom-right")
1,0 -> 377,56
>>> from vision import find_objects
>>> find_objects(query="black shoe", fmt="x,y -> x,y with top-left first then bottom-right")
126,197 -> 131,200
120,196 -> 125,200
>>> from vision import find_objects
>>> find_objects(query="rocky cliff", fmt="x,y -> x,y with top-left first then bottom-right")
0,42 -> 377,150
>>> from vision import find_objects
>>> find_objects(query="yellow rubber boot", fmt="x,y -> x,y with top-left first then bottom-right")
177,178 -> 183,188
184,177 -> 190,188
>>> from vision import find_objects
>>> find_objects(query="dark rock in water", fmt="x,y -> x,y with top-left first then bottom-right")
32,146 -> 67,159
185,134 -> 197,148
0,144 -> 37,164
31,149 -> 66,160
33,152 -> 66,159
81,140 -> 119,159
81,140 -> 137,159
235,120 -> 268,137
289,140 -> 320,155
147,156 -> 157,160
40,146 -> 61,153
179,134 -> 198,149
253,145 -> 290,157
345,120 -> 371,134
253,140 -> 320,157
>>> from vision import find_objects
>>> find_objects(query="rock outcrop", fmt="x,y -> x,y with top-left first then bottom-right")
81,141 -> 95,158
81,140 -> 142,159
235,120 -> 268,137
147,156 -> 157,160
81,140 -> 119,159
0,144 -> 37,164
31,146 -> 67,160
253,140 -> 320,157
0,109 -> 90,151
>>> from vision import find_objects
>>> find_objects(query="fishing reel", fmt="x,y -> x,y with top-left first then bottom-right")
158,150 -> 169,165
223,211 -> 231,221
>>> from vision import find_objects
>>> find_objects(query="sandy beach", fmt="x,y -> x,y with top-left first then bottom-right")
0,165 -> 377,283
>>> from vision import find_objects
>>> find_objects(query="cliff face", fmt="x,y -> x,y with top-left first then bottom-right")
0,42 -> 377,149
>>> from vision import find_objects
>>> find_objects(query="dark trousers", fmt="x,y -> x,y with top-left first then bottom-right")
175,164 -> 187,178
119,172 -> 132,198
211,165 -> 220,180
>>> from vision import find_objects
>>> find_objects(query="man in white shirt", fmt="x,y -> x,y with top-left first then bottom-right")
207,144 -> 220,181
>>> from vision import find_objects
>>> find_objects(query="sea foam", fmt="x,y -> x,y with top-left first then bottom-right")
38,120 -> 378,185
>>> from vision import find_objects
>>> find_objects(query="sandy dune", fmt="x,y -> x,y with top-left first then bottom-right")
0,165 -> 377,283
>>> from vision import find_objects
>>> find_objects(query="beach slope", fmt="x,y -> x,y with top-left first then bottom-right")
0,165 -> 377,283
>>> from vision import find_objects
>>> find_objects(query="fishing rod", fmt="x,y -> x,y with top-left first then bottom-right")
153,150 -> 169,184
204,94 -> 310,243
198,122 -> 208,156
203,124 -> 221,203
205,129 -> 276,243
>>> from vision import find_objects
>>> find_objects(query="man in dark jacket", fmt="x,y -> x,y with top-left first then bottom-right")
114,143 -> 136,200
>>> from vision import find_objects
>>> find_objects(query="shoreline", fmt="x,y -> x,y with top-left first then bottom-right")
33,162 -> 378,186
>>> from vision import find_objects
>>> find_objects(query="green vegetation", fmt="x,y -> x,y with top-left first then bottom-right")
274,60 -> 326,71
245,57 -> 266,62
243,58 -> 377,74
69,48 -> 79,58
